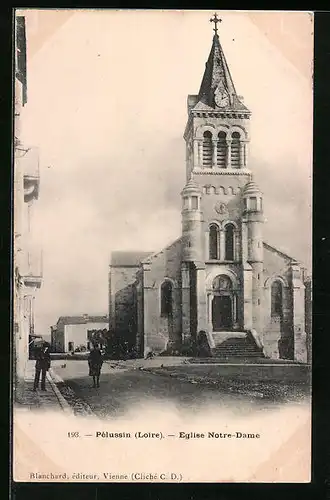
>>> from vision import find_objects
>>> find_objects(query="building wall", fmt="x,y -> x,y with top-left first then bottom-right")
63,322 -> 108,352
305,277 -> 312,363
115,284 -> 137,349
136,272 -> 144,355
52,331 -> 65,352
14,23 -> 25,380
199,179 -> 247,228
110,242 -> 310,361
109,266 -> 140,334
14,16 -> 42,378
262,245 -> 294,359
142,239 -> 183,354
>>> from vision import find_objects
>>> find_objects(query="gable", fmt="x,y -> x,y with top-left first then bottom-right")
263,242 -> 294,283
142,237 -> 183,288
110,251 -> 153,268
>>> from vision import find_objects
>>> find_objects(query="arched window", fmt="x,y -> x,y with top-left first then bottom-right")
271,281 -> 283,317
202,131 -> 213,168
231,131 -> 240,168
225,224 -> 235,261
217,131 -> 226,168
161,281 -> 173,316
209,224 -> 219,260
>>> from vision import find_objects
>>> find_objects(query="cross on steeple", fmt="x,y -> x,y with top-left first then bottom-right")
210,13 -> 222,36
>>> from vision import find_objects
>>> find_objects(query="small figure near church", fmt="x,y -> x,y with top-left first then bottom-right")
88,344 -> 103,388
33,342 -> 51,391
197,331 -> 212,357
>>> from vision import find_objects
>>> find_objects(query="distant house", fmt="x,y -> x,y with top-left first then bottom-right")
51,314 -> 109,353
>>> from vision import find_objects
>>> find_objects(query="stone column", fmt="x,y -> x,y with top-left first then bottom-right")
262,285 -> 271,347
212,140 -> 217,168
233,294 -> 237,325
291,262 -> 307,363
193,139 -> 199,169
198,141 -> 203,168
196,265 -> 207,334
168,286 -> 180,351
207,293 -> 215,347
241,219 -> 253,329
262,283 -> 281,360
226,140 -> 232,169
243,267 -> 253,330
234,230 -> 240,261
207,293 -> 212,328
181,263 -> 191,345
243,141 -> 248,168
219,229 -> 225,261
239,142 -> 245,169
205,229 -> 209,261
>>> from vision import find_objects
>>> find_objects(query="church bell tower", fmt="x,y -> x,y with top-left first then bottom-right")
181,14 -> 264,344
183,13 -> 252,181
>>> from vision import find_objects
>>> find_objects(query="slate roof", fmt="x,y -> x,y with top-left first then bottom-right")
263,242 -> 296,262
56,315 -> 108,326
263,242 -> 310,279
110,251 -> 153,267
194,34 -> 250,113
141,237 -> 183,264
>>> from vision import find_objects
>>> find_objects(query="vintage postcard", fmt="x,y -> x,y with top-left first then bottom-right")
12,9 -> 313,483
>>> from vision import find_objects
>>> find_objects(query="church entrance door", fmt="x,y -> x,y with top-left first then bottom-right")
212,295 -> 232,331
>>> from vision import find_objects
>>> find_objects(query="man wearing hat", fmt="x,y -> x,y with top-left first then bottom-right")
33,341 -> 51,391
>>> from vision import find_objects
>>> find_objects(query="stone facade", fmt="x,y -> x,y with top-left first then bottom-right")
14,16 -> 43,379
108,28 -> 311,362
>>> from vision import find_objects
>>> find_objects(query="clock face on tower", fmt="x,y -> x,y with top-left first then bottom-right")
214,88 -> 229,108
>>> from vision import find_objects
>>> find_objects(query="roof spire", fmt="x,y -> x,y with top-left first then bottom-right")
192,16 -> 250,113
209,13 -> 222,37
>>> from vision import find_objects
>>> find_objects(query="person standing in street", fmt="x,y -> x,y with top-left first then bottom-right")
33,342 -> 51,391
88,343 -> 103,388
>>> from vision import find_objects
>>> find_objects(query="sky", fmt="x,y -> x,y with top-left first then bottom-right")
17,10 -> 313,337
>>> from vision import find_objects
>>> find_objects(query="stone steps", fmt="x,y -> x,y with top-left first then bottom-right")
211,334 -> 264,359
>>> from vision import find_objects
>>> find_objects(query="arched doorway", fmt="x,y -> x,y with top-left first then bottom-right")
211,275 -> 236,331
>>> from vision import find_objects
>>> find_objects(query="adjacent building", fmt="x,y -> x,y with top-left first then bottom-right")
108,21 -> 312,362
14,15 -> 43,379
51,314 -> 109,353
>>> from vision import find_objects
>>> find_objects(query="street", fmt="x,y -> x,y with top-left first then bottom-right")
14,358 -> 312,483
51,359 -> 310,419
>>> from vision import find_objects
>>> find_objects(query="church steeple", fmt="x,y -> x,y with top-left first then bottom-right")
184,15 -> 252,179
194,15 -> 249,112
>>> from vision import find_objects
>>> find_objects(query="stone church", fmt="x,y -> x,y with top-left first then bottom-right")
109,22 -> 311,362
